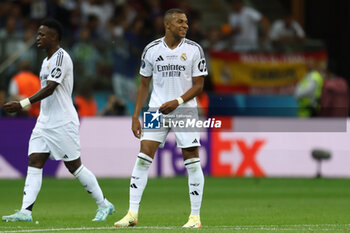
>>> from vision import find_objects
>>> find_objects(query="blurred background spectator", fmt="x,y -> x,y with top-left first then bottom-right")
225,0 -> 270,51
269,11 -> 305,52
80,0 -> 114,40
319,64 -> 349,117
202,27 -> 228,53
8,60 -> 40,117
294,58 -> 323,117
0,15 -> 25,78
0,0 -> 349,118
71,26 -> 100,83
74,78 -> 98,117
100,94 -> 127,116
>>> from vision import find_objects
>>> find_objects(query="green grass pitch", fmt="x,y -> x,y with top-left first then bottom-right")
0,177 -> 349,233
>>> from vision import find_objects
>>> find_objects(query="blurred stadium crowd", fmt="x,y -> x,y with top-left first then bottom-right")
0,0 -> 348,118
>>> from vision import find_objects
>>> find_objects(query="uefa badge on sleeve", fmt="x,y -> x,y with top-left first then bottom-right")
143,110 -> 162,129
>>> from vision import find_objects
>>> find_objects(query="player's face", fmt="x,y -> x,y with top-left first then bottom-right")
168,13 -> 188,39
36,25 -> 55,49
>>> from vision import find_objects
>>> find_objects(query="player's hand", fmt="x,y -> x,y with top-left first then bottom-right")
132,117 -> 142,139
159,100 -> 178,115
3,101 -> 22,113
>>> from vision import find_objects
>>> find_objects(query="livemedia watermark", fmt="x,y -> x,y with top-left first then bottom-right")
143,109 -> 222,131
141,107 -> 347,132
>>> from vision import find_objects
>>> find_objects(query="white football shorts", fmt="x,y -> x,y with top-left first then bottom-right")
141,108 -> 201,148
141,129 -> 200,148
28,122 -> 81,161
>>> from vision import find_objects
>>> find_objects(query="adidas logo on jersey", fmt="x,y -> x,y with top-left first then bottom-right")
156,55 -> 164,62
63,155 -> 69,159
192,139 -> 198,144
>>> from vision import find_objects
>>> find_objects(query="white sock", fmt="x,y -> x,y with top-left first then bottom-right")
74,165 -> 108,208
21,166 -> 43,215
129,152 -> 152,214
185,158 -> 204,216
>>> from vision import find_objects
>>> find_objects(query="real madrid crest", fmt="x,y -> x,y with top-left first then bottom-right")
180,53 -> 187,61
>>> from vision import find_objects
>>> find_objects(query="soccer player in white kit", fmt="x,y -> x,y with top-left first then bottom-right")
114,8 -> 207,228
2,19 -> 114,222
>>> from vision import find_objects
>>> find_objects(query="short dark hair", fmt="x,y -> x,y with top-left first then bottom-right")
164,8 -> 186,22
41,18 -> 63,41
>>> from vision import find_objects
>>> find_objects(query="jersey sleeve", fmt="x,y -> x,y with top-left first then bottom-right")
247,7 -> 262,22
47,51 -> 67,84
139,47 -> 153,77
293,21 -> 305,38
192,45 -> 208,77
269,21 -> 281,40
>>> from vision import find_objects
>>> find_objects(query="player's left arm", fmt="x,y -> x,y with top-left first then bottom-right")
4,52 -> 65,113
159,76 -> 204,114
3,81 -> 59,113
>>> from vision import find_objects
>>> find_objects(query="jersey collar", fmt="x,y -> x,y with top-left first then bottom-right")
47,48 -> 62,61
162,37 -> 185,50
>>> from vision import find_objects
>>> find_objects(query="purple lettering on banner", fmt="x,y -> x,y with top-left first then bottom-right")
156,132 -> 210,176
0,118 -> 60,177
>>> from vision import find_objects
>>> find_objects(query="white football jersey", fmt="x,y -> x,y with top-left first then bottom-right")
36,48 -> 79,128
140,37 -> 208,108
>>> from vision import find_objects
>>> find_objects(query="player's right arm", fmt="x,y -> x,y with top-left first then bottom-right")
132,76 -> 152,138
3,81 -> 58,113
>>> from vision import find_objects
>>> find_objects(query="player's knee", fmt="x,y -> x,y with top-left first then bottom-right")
140,141 -> 159,159
65,165 -> 76,174
28,160 -> 45,168
28,154 -> 47,168
65,163 -> 81,174
64,158 -> 82,174
182,146 -> 199,160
